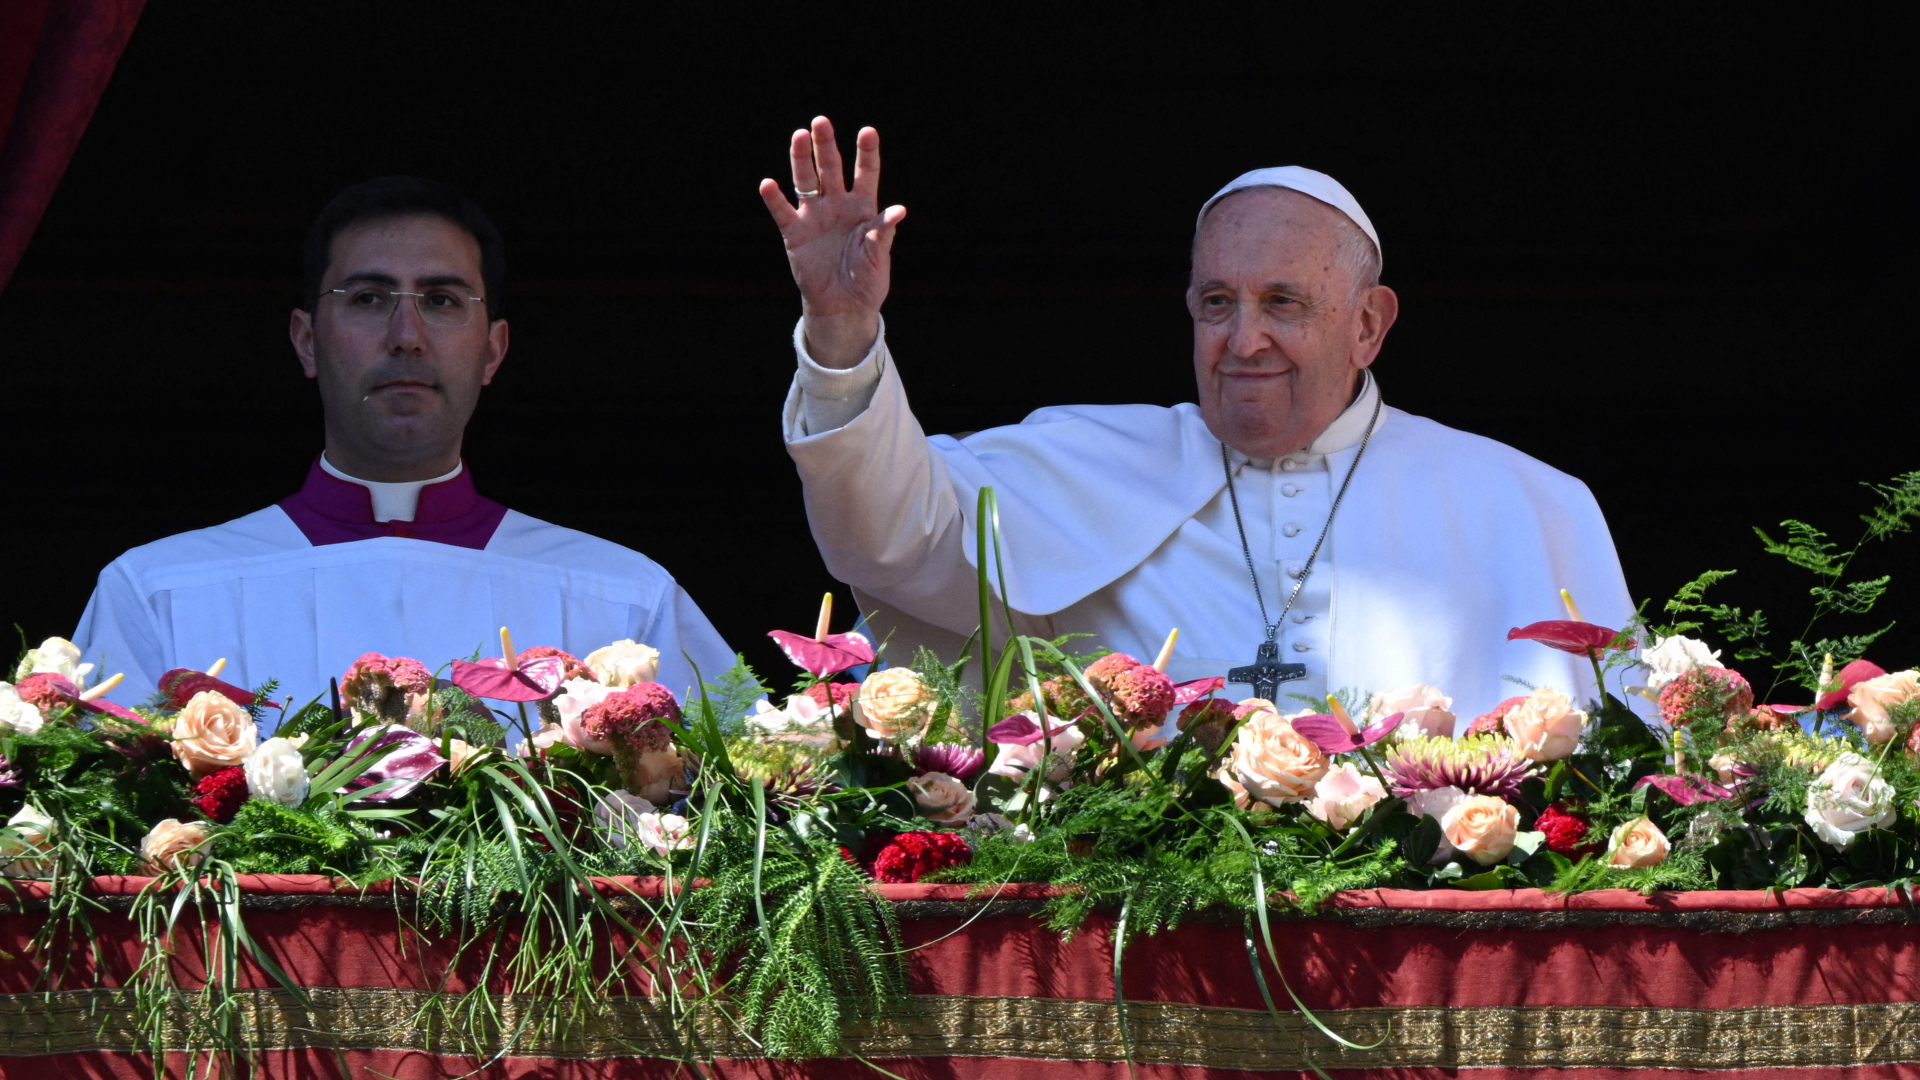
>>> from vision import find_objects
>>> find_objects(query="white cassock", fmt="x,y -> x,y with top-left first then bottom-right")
782,321 -> 1637,726
73,457 -> 735,721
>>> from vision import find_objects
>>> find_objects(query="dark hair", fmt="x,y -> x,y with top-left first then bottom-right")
300,176 -> 505,316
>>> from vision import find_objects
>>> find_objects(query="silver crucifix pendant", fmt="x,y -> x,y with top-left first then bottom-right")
1227,639 -> 1307,701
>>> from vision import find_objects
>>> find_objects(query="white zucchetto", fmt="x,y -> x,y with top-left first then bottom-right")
1196,166 -> 1381,267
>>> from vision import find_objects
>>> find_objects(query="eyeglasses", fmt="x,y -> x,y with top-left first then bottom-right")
324,281 -> 487,329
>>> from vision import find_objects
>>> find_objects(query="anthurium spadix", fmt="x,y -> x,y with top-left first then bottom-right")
450,627 -> 567,702
768,592 -> 875,678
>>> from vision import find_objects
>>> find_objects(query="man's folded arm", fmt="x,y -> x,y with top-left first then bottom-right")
782,320 -> 1006,637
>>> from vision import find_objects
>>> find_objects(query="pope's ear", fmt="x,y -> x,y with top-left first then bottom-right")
1355,284 -> 1399,367
481,318 -> 510,386
290,307 -> 319,379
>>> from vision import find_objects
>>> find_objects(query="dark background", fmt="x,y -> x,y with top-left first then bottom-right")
3,9 -> 1915,692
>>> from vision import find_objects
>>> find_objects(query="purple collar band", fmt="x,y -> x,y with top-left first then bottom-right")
278,458 -> 508,550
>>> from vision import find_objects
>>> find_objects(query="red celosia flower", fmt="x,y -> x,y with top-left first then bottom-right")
340,652 -> 433,722
804,681 -> 860,711
1465,696 -> 1528,738
870,830 -> 972,884
1107,665 -> 1175,726
1658,667 -> 1754,726
582,683 -> 681,753
1083,653 -> 1139,695
1535,804 -> 1596,858
518,645 -> 591,683
12,673 -> 73,715
193,766 -> 250,824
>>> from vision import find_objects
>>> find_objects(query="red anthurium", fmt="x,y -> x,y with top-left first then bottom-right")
987,713 -> 1078,746
1292,711 -> 1403,754
1634,773 -> 1734,806
1507,620 -> 1633,656
1815,659 -> 1887,712
1170,676 -> 1226,706
767,629 -> 876,679
450,655 -> 568,702
158,668 -> 263,708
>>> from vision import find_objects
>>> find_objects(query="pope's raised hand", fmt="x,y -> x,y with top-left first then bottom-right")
759,117 -> 906,369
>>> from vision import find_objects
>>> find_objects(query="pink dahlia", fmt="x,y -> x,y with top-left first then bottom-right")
871,830 -> 972,884
1659,666 -> 1754,727
915,743 -> 986,784
1465,696 -> 1528,738
1383,735 -> 1538,800
581,683 -> 681,754
340,653 -> 433,724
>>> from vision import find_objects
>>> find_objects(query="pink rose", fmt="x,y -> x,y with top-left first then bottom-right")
140,818 -> 213,874
1218,707 -> 1329,808
1503,688 -> 1588,762
1440,794 -> 1519,866
1305,763 -> 1387,830
1846,670 -> 1920,748
1606,817 -> 1670,868
171,691 -> 259,778
908,771 -> 976,826
1370,684 -> 1456,738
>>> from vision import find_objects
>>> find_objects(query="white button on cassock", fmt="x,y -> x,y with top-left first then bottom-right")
1286,563 -> 1305,578
1283,523 -> 1301,537
1293,641 -> 1311,652
1281,483 -> 1301,497
1281,459 -> 1299,472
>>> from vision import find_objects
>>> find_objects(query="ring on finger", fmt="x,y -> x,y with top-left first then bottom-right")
795,187 -> 822,199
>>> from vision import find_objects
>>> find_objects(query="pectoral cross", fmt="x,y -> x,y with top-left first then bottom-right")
1228,638 -> 1306,702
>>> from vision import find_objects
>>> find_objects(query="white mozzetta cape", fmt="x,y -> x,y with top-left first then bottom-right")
74,474 -> 734,719
784,332 -> 1636,724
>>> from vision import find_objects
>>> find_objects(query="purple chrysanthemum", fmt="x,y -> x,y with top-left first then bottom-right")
1383,735 -> 1538,800
915,743 -> 986,784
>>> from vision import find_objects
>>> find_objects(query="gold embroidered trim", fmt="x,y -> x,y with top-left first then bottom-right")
6,989 -> 1920,1069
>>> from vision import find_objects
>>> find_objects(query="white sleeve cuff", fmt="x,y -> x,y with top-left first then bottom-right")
793,316 -> 887,436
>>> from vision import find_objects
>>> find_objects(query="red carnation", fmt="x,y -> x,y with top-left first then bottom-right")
1535,804 -> 1597,858
582,683 -> 680,753
804,681 -> 860,712
518,645 -> 591,683
1466,696 -> 1529,738
193,766 -> 250,824
871,830 -> 971,884
1659,667 -> 1753,727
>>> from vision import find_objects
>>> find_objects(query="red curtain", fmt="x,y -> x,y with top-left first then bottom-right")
0,0 -> 145,293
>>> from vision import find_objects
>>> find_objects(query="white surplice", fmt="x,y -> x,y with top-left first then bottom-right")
783,320 -> 1636,725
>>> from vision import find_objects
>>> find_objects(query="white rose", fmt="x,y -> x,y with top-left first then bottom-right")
1369,684 -> 1456,738
1405,785 -> 1467,863
1639,635 -> 1722,693
593,789 -> 658,850
633,811 -> 695,856
1,804 -> 59,878
1805,751 -> 1897,850
908,771 -> 977,826
243,737 -> 309,807
1305,763 -> 1387,830
747,695 -> 832,737
0,683 -> 45,736
16,637 -> 92,684
1504,688 -> 1589,762
584,640 -> 660,687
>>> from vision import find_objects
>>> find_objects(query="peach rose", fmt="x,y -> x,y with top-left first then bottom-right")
1306,763 -> 1387,830
1370,684 -> 1456,738
1218,707 -> 1329,808
446,738 -> 489,776
1440,795 -> 1519,866
171,690 -> 259,778
1846,670 -> 1920,747
1503,688 -> 1588,762
853,668 -> 935,743
1606,817 -> 1670,868
140,818 -> 213,874
1,804 -> 58,879
584,639 -> 661,687
908,771 -> 976,826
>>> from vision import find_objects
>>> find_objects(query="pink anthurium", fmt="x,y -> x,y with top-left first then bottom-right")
988,713 -> 1078,746
1815,659 -> 1887,712
1507,620 -> 1633,656
1170,676 -> 1225,706
21,672 -> 144,723
1292,711 -> 1403,755
1634,773 -> 1733,806
450,656 -> 567,702
158,668 -> 264,708
768,592 -> 875,678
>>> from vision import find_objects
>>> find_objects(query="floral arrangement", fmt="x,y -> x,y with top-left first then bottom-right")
3,473 -> 1918,1068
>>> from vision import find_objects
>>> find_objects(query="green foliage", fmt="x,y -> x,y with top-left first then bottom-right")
219,799 -> 377,876
911,643 -> 976,744
697,655 -> 770,738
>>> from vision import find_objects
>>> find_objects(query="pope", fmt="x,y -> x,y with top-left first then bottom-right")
74,176 -> 735,713
761,117 -> 1634,723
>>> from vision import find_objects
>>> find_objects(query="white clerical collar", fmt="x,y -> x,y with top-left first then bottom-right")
1230,370 -> 1383,468
318,453 -> 464,523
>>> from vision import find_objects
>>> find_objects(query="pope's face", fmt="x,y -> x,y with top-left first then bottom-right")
290,213 -> 508,482
1187,188 -> 1397,458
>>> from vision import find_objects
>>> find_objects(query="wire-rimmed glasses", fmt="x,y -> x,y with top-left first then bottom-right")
324,280 -> 487,329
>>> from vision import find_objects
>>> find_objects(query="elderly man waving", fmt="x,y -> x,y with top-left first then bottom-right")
761,117 -> 1633,723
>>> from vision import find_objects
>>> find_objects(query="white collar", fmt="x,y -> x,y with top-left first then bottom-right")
1229,370 -> 1383,468
318,453 -> 464,523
